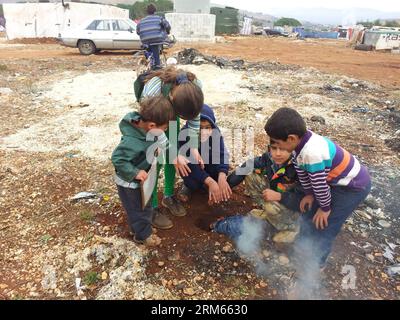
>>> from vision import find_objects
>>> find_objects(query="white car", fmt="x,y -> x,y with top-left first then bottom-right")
59,18 -> 142,55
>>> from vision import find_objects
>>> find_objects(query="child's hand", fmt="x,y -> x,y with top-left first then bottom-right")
174,155 -> 191,177
135,170 -> 148,182
262,189 -> 282,202
218,173 -> 232,201
191,148 -> 205,170
312,208 -> 331,230
205,177 -> 222,204
300,194 -> 314,213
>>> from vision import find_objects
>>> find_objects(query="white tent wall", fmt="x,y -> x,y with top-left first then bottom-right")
3,2 -> 128,40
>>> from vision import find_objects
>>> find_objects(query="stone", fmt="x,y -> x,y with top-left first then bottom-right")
278,255 -> 290,265
222,244 -> 233,253
101,272 -> 108,280
310,115 -> 326,125
158,261 -> 165,267
273,230 -> 298,244
378,220 -> 391,228
168,251 -> 180,261
183,287 -> 195,296
366,254 -> 375,262
259,281 -> 268,288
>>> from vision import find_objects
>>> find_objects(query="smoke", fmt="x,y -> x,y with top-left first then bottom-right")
288,233 -> 326,300
235,216 -> 270,276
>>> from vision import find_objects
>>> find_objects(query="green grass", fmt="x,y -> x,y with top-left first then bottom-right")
83,271 -> 99,286
80,210 -> 95,222
40,234 -> 53,244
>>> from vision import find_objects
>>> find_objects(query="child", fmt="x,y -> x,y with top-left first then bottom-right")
111,96 -> 175,246
177,104 -> 231,204
136,3 -> 171,70
264,107 -> 371,268
139,67 -> 204,223
211,142 -> 303,244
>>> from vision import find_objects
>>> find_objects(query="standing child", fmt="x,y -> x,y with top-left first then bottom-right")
138,66 -> 204,226
136,3 -> 171,70
111,96 -> 175,245
264,107 -> 371,268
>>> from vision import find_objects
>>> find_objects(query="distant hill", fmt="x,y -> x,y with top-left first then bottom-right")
268,7 -> 400,26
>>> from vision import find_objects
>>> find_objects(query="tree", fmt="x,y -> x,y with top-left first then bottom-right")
117,0 -> 173,20
274,17 -> 302,27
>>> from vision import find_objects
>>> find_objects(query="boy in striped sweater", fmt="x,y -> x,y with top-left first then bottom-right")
136,3 -> 171,70
264,107 -> 371,268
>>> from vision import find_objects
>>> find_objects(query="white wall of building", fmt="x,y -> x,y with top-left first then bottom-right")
173,0 -> 210,14
3,2 -> 128,40
166,13 -> 215,42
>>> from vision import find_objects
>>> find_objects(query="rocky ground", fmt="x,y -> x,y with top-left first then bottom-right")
0,37 -> 399,300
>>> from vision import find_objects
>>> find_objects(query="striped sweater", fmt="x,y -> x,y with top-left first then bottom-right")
142,76 -> 201,149
136,14 -> 170,45
293,130 -> 370,212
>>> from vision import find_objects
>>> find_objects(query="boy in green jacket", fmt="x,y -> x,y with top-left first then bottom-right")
111,96 -> 175,246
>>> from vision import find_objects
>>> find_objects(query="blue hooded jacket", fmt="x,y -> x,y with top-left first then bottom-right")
180,104 -> 229,182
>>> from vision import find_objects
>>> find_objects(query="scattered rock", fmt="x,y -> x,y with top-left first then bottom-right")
310,115 -> 326,125
259,281 -> 268,288
366,254 -> 375,262
101,272 -> 108,280
262,250 -> 270,258
378,220 -> 391,228
0,87 -> 13,95
222,244 -> 233,253
167,251 -> 180,262
278,255 -> 290,265
157,261 -> 165,267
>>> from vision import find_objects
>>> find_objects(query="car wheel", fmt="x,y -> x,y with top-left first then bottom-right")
78,40 -> 96,55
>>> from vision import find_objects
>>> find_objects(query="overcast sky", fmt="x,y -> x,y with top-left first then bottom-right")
214,0 -> 400,13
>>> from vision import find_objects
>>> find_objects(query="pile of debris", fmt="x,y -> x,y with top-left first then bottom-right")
175,48 -> 299,72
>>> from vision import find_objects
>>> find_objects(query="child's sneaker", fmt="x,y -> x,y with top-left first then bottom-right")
133,234 -> 161,247
177,184 -> 192,203
162,196 -> 187,217
152,208 -> 173,230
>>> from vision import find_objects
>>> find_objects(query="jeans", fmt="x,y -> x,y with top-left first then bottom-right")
117,185 -> 153,241
148,45 -> 161,69
297,181 -> 372,267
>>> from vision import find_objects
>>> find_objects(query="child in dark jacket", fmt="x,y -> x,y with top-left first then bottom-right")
211,142 -> 304,244
177,104 -> 231,204
111,96 -> 175,246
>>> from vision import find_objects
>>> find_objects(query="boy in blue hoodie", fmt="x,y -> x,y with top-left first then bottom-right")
111,96 -> 175,246
177,104 -> 231,204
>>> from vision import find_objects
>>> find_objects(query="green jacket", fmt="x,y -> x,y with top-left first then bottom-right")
111,112 -> 155,183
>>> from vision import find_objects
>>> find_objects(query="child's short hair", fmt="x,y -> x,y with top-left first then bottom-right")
139,96 -> 175,126
147,4 -> 157,15
264,107 -> 307,140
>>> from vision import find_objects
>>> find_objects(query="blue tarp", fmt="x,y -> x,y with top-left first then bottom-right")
293,28 -> 338,39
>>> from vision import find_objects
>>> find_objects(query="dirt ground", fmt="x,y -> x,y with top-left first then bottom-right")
0,35 -> 399,300
1,36 -> 399,88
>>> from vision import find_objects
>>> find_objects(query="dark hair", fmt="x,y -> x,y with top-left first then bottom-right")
264,107 -> 307,140
147,4 -> 157,15
139,96 -> 175,126
146,66 -> 204,120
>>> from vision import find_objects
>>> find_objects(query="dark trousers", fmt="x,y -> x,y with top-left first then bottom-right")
117,185 -> 153,241
297,181 -> 371,267
183,164 -> 221,191
148,45 -> 161,69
